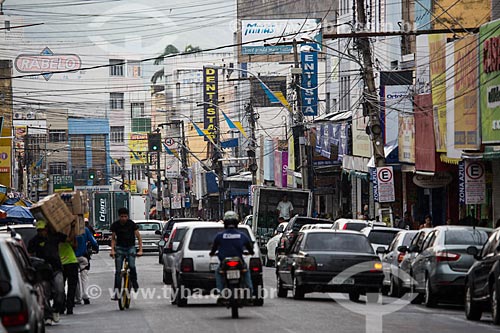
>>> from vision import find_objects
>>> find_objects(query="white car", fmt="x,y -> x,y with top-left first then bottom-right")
332,219 -> 385,231
360,226 -> 401,256
265,222 -> 288,266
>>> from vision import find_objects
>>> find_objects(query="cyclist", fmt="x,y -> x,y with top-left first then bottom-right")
110,207 -> 143,301
209,211 -> 254,297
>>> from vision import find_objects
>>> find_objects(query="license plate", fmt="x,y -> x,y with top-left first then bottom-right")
226,270 -> 240,280
331,277 -> 354,285
210,263 -> 218,272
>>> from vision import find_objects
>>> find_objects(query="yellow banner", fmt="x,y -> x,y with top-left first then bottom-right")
429,34 -> 448,152
0,146 -> 11,174
128,133 -> 148,165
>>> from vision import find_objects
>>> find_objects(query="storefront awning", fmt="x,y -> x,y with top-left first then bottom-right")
440,154 -> 461,165
313,111 -> 351,123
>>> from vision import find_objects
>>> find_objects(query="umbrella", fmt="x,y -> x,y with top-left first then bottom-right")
0,205 -> 35,224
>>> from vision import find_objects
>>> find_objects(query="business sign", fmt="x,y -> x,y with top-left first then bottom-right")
429,34 -> 447,152
398,115 -> 415,163
382,85 -> 412,145
465,160 -> 486,204
14,125 -> 26,157
376,166 -> 395,203
52,175 -> 74,192
412,172 -> 453,188
454,35 -> 480,149
128,133 -> 148,164
15,47 -> 82,81
0,147 -> 11,173
480,19 -> 500,143
241,19 -> 321,55
301,50 -> 318,116
203,67 -> 218,141
371,168 -> 379,203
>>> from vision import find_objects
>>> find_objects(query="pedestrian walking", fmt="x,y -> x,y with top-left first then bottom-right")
75,225 -> 99,305
59,227 -> 79,315
27,220 -> 66,325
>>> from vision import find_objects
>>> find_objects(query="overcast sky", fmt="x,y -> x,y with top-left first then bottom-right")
5,0 -> 236,57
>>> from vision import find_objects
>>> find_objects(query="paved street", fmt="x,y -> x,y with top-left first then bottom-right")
46,251 -> 500,333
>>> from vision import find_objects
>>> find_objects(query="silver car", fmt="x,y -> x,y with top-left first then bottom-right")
0,234 -> 45,333
161,223 -> 190,285
169,222 -> 264,307
135,220 -> 164,252
381,230 -> 418,297
411,226 -> 490,307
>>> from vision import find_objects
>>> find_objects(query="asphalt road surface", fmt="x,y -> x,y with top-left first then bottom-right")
47,251 -> 500,333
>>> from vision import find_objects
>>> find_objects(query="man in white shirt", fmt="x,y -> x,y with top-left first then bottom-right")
277,195 -> 294,221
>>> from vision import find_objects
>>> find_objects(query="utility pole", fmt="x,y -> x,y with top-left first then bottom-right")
156,151 -> 163,220
179,120 -> 188,217
292,39 -> 309,190
356,0 -> 385,168
246,102 -> 258,185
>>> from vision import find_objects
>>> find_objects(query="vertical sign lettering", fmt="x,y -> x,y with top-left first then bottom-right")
300,49 -> 318,116
203,67 -> 218,142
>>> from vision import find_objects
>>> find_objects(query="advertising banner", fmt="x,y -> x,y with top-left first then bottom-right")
429,34 -> 448,152
382,84 -> 412,145
480,19 -> 500,143
14,126 -> 26,157
398,115 -> 415,163
301,50 -> 318,116
415,94 -> 437,171
454,35 -> 480,149
203,66 -> 218,142
53,175 -> 74,192
353,107 -> 372,158
241,19 -> 321,55
128,133 -> 148,164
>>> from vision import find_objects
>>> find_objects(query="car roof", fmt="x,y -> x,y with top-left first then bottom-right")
169,217 -> 202,222
0,224 -> 35,230
292,217 -> 332,223
361,226 -> 401,232
301,229 -> 365,236
135,220 -> 163,223
433,225 -> 492,232
172,221 -> 211,228
334,219 -> 372,224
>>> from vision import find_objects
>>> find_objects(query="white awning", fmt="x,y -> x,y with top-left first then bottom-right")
313,111 -> 351,123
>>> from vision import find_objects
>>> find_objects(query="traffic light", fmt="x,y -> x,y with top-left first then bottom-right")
148,133 -> 162,152
88,169 -> 96,180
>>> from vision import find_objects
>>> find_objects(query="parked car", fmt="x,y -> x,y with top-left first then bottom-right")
381,230 -> 418,297
169,223 -> 264,307
265,222 -> 288,267
0,225 -> 36,246
300,224 -> 334,231
398,228 -> 434,292
0,234 -> 46,333
276,230 -> 385,301
278,216 -> 333,253
411,226 -> 490,307
465,228 -> 500,324
161,223 -> 190,285
332,219 -> 385,231
134,220 -> 164,252
242,215 -> 252,227
360,226 -> 401,255
157,217 -> 202,263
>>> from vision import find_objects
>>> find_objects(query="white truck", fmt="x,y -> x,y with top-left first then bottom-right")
129,194 -> 150,221
250,186 -> 313,249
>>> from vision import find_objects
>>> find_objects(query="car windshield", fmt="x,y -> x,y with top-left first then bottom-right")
304,233 -> 374,253
345,223 -> 368,231
368,230 -> 399,246
189,228 -> 252,250
293,218 -> 331,231
445,229 -> 489,245
137,223 -> 161,231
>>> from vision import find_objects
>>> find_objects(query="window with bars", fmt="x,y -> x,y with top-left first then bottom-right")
110,126 -> 125,143
127,61 -> 142,77
339,76 -> 351,112
49,130 -> 67,143
131,118 -> 151,133
110,158 -> 124,177
131,102 -> 145,118
110,92 -> 124,110
109,59 -> 124,76
49,162 -> 67,175
340,0 -> 350,15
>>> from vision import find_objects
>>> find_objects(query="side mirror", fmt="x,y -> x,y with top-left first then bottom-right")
467,246 -> 480,259
376,246 -> 387,255
0,280 -> 12,297
155,230 -> 162,235
158,240 -> 166,248
409,245 -> 420,253
397,245 -> 408,253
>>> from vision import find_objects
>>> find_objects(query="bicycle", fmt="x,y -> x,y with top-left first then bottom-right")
118,257 -> 132,310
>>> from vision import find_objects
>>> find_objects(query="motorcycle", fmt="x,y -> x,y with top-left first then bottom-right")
217,256 -> 252,319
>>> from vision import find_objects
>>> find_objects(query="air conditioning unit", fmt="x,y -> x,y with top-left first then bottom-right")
35,112 -> 46,120
14,113 -> 23,120
26,112 -> 35,119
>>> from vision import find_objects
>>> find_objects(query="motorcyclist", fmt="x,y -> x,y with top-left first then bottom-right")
209,211 -> 255,298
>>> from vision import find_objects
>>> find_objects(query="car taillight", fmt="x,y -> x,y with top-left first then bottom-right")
2,310 -> 28,327
436,251 -> 461,262
397,252 -> 405,263
180,258 -> 194,272
226,260 -> 240,268
94,232 -> 102,238
343,224 -> 348,230
299,257 -> 316,271
249,258 -> 262,273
